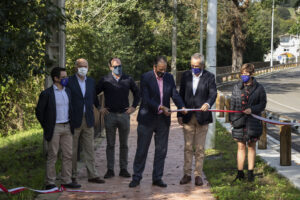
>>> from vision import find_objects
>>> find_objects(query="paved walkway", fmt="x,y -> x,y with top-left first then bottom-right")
58,106 -> 215,200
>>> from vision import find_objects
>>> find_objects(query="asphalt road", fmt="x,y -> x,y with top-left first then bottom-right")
218,67 -> 300,121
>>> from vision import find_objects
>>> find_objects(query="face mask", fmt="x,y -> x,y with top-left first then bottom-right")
156,71 -> 164,78
113,65 -> 122,76
78,67 -> 88,77
192,68 -> 202,75
60,77 -> 69,87
241,75 -> 251,83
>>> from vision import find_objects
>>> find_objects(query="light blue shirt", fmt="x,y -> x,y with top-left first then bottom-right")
53,85 -> 69,123
76,74 -> 87,113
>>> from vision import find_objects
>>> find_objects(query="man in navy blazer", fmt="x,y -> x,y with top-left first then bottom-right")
129,56 -> 186,188
177,53 -> 217,186
36,67 -> 81,189
67,58 -> 104,184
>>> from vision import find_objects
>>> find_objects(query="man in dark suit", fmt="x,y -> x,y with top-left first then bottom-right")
129,56 -> 186,188
178,53 -> 217,186
96,58 -> 140,179
67,58 -> 105,184
36,67 -> 81,189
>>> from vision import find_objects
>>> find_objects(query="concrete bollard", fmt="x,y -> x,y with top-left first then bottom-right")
280,121 -> 291,166
258,111 -> 267,149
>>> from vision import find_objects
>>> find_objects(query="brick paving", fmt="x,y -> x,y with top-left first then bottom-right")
58,106 -> 215,200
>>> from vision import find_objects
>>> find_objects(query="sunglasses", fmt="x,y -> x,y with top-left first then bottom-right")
113,65 -> 122,68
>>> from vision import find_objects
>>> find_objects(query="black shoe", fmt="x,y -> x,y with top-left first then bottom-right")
71,178 -> 78,184
153,180 -> 167,188
104,169 -> 115,179
61,182 -> 81,189
119,169 -> 131,178
248,170 -> 254,182
233,170 -> 245,182
45,184 -> 56,190
129,180 -> 140,188
88,177 -> 105,184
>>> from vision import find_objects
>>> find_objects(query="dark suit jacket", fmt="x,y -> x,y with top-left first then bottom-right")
67,75 -> 99,129
178,69 -> 217,125
35,86 -> 73,141
137,71 -> 184,126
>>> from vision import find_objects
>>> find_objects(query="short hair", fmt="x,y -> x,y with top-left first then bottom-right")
154,56 -> 167,66
191,53 -> 205,65
51,67 -> 66,82
108,58 -> 113,67
240,63 -> 255,75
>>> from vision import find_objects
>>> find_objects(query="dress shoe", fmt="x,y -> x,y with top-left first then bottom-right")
153,180 -> 167,188
129,180 -> 140,188
45,184 -> 56,190
119,169 -> 131,178
180,174 -> 191,185
104,169 -> 115,179
195,176 -> 203,186
71,178 -> 78,184
88,177 -> 105,184
61,182 -> 81,189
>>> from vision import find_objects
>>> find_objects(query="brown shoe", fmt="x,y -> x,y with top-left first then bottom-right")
195,176 -> 203,186
180,174 -> 191,185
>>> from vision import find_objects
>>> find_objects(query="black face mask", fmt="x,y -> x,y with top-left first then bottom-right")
157,71 -> 164,78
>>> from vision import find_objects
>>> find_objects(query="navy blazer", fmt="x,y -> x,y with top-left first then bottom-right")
67,75 -> 99,129
137,71 -> 184,126
178,69 -> 217,125
36,86 -> 73,141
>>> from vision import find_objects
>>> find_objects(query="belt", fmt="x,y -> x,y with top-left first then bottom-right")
57,121 -> 69,125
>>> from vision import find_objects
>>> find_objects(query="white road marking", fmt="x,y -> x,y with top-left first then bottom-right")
268,98 -> 300,112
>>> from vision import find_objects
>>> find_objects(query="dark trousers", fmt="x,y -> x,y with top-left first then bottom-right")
132,115 -> 170,182
104,112 -> 130,170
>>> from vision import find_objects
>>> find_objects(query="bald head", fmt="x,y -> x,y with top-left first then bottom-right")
75,58 -> 88,68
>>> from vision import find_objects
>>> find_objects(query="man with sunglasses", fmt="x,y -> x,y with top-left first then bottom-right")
177,53 -> 217,186
96,58 -> 140,179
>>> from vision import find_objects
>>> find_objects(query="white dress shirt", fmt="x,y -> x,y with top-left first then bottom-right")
76,74 -> 87,113
192,71 -> 210,108
53,85 -> 69,123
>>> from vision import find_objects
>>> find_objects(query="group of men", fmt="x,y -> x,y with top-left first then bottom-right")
36,53 -> 217,190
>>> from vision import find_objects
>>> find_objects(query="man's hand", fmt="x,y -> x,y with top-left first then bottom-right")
99,107 -> 109,116
180,107 -> 188,115
243,108 -> 251,115
178,117 -> 184,126
126,107 -> 136,115
160,106 -> 171,116
200,103 -> 209,111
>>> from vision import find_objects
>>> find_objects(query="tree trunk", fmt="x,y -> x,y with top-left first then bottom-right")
171,0 -> 177,82
231,15 -> 244,72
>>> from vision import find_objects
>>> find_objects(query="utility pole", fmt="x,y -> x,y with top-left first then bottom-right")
200,0 -> 204,54
171,0 -> 177,82
270,0 -> 275,67
45,0 -> 66,89
205,0 -> 217,149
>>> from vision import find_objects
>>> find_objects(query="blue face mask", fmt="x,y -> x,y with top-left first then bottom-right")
60,77 -> 69,87
113,65 -> 122,75
192,68 -> 202,75
241,75 -> 250,83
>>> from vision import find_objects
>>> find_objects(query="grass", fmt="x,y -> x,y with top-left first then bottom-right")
203,121 -> 300,200
0,125 -> 47,200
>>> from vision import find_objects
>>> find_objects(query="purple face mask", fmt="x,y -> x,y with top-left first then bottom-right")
241,75 -> 250,83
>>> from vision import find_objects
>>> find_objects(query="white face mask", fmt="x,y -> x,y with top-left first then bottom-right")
77,67 -> 88,77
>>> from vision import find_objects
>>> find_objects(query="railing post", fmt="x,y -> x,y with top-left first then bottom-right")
280,121 -> 291,166
225,95 -> 231,123
258,111 -> 267,149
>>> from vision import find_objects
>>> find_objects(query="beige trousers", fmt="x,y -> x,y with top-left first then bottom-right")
72,116 -> 99,179
183,114 -> 209,177
46,123 -> 72,185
